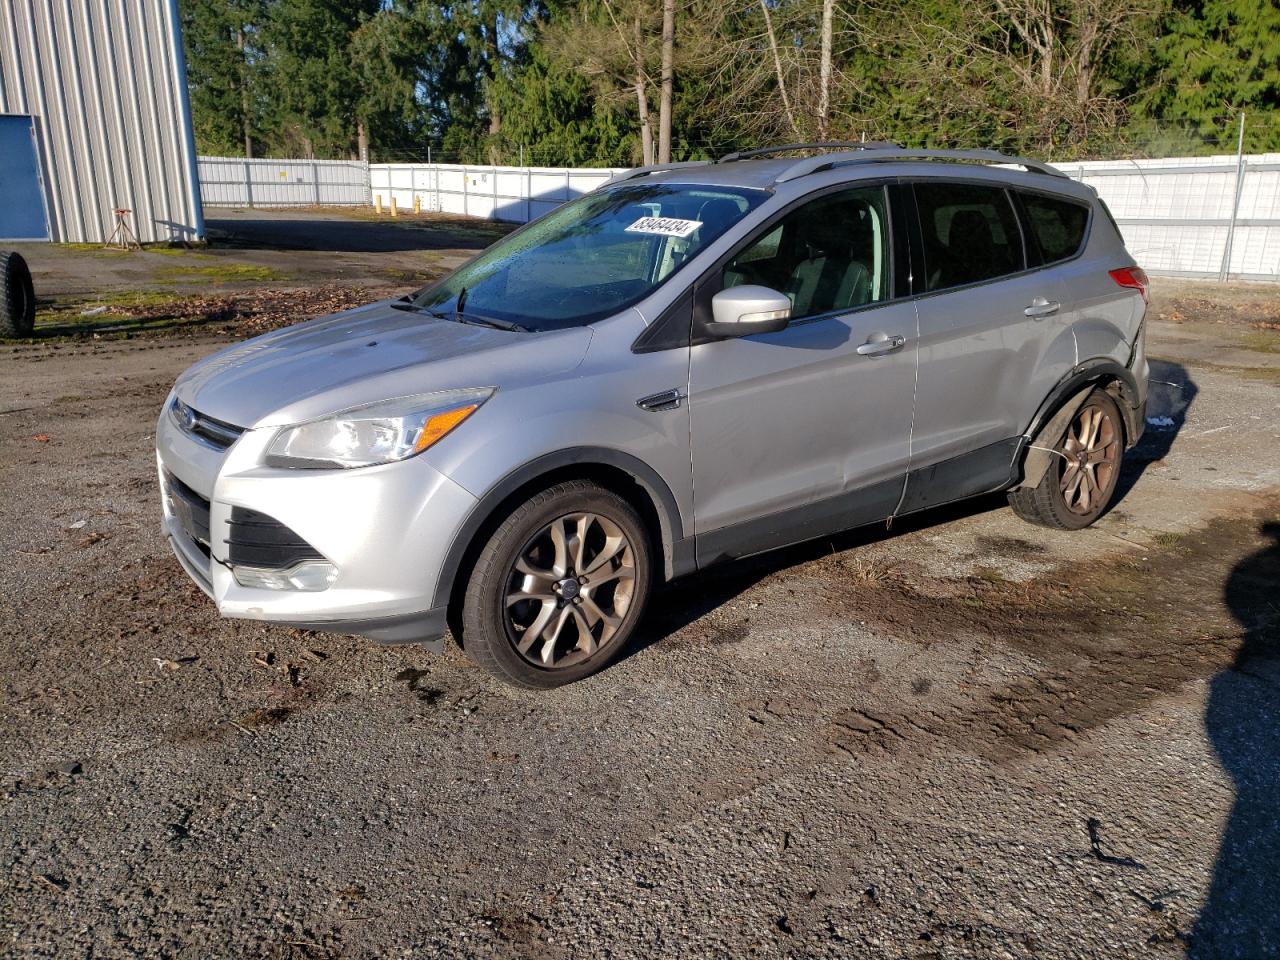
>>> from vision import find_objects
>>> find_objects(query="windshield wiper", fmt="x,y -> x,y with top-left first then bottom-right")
392,292 -> 526,331
390,300 -> 448,318
455,312 -> 528,333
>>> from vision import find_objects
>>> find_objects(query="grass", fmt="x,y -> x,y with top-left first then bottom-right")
1152,531 -> 1186,549
845,556 -> 893,584
155,262 -> 287,283
1237,330 -> 1280,355
18,291 -> 207,341
972,565 -> 1007,584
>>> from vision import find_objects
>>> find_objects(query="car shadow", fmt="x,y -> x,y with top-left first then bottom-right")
621,492 -> 1010,661
1114,358 -> 1198,505
1191,522 -> 1280,957
627,360 -> 1196,659
204,215 -> 511,254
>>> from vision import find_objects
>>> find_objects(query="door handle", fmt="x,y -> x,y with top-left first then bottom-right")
856,333 -> 906,356
1024,297 -> 1061,318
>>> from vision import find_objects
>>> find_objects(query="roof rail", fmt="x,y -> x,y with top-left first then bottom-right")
774,148 -> 1067,183
717,141 -> 901,163
601,160 -> 711,188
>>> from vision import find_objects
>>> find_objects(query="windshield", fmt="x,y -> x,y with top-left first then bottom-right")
410,182 -> 768,331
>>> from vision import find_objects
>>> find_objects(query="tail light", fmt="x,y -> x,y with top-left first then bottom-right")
1109,266 -> 1149,304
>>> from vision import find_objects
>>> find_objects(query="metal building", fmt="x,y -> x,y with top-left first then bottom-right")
0,0 -> 204,244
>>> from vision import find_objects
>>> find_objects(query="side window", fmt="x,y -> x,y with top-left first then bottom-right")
722,186 -> 890,321
914,183 -> 1024,292
1020,192 -> 1089,264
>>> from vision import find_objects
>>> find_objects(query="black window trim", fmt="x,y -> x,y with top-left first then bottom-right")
906,177 -> 1035,300
1011,185 -> 1094,269
632,177 -> 912,353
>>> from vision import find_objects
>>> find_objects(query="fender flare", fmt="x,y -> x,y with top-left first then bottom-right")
1017,360 -> 1143,489
430,447 -> 692,611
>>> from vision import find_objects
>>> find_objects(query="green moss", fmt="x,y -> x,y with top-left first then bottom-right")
95,290 -> 185,308
155,263 -> 286,283
1238,330 -> 1280,355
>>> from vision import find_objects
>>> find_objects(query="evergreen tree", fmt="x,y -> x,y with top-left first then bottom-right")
181,0 -> 266,156
1143,0 -> 1280,150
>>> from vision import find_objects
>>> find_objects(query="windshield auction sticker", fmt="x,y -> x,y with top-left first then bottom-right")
625,216 -> 703,239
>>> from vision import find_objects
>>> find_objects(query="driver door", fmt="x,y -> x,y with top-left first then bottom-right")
687,184 -> 919,565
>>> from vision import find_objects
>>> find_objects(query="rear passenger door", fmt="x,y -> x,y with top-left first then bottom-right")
902,179 -> 1075,512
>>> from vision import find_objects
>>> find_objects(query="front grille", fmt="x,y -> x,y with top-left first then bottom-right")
226,506 -> 324,569
171,398 -> 244,450
163,470 -> 211,558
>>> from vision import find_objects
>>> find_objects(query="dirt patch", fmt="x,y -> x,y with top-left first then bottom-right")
23,285 -> 401,342
1153,295 -> 1280,330
817,497 -> 1280,761
1150,278 -> 1280,334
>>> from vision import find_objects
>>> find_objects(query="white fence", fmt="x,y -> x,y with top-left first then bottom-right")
198,156 -> 369,207
369,163 -> 628,223
1063,154 -> 1280,281
197,154 -> 1280,280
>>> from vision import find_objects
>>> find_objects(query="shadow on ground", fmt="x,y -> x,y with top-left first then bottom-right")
1192,522 -> 1280,957
631,362 -> 1197,659
626,492 -> 1011,660
1115,358 -> 1198,503
205,215 -> 509,254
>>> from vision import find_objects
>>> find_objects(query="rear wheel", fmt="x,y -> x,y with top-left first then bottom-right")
460,480 -> 652,688
1009,388 -> 1124,530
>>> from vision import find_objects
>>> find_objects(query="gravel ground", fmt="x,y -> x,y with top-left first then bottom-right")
1,276 -> 1278,959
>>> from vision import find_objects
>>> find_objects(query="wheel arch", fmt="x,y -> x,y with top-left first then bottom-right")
433,447 -> 693,617
1017,359 -> 1142,489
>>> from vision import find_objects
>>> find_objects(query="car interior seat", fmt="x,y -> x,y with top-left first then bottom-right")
783,203 -> 871,317
941,208 -> 996,287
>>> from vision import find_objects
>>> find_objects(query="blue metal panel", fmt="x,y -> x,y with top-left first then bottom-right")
0,115 -> 50,240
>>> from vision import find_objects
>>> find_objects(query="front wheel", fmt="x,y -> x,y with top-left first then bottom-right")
460,480 -> 652,688
1009,388 -> 1125,530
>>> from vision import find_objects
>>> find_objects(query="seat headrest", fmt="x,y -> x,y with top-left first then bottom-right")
696,198 -> 742,239
948,209 -> 993,248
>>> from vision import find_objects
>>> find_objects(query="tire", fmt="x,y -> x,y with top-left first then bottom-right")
1009,388 -> 1125,530
0,251 -> 36,338
460,480 -> 653,688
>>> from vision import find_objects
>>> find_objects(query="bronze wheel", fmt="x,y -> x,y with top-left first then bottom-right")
1059,401 -> 1121,516
1009,387 -> 1126,530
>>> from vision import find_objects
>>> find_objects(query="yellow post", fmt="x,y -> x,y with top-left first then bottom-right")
413,195 -> 421,215
390,196 -> 398,217
374,194 -> 382,214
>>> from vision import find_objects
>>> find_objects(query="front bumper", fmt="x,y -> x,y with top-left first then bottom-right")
157,400 -> 477,650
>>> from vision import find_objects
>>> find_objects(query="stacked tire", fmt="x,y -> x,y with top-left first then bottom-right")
0,251 -> 35,338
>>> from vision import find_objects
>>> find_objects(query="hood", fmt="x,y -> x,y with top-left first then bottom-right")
175,299 -> 593,428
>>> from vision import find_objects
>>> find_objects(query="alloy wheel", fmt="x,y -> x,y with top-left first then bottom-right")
503,512 -> 637,669
1059,402 -> 1119,515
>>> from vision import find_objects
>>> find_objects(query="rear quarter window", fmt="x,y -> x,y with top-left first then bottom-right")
1019,192 -> 1090,264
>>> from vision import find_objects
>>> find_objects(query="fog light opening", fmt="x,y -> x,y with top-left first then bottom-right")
232,560 -> 338,592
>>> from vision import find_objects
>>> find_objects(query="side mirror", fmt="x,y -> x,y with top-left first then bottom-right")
705,285 -> 792,338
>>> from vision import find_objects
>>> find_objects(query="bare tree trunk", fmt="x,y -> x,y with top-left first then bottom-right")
236,27 -> 252,158
487,12 -> 502,137
760,0 -> 800,139
658,0 -> 675,163
634,16 -> 654,165
816,0 -> 834,139
636,74 -> 655,164
357,120 -> 368,162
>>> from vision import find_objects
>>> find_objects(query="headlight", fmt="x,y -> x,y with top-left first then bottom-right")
265,388 -> 494,469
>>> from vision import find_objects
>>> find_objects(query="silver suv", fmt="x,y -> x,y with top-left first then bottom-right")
158,145 -> 1149,688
